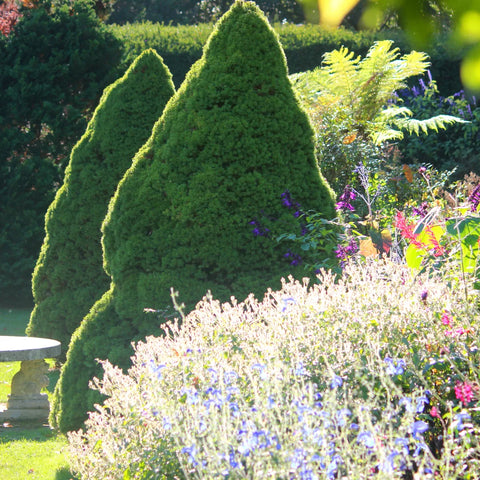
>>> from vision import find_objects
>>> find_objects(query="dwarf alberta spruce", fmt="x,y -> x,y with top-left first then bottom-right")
69,261 -> 480,480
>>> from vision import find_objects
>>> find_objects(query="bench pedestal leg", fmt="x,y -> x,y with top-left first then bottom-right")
0,359 -> 50,422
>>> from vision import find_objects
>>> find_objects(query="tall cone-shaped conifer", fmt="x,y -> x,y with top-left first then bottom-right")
50,1 -> 336,433
26,50 -> 175,352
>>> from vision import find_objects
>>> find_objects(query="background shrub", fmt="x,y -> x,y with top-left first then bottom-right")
397,75 -> 480,181
0,0 -> 122,306
109,21 -> 464,94
26,49 -> 175,352
50,0 -> 336,433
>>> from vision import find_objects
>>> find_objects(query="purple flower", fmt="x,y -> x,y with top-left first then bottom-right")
427,69 -> 433,85
281,190 -> 302,214
421,290 -> 428,303
335,185 -> 356,212
335,238 -> 359,267
412,202 -> 430,218
468,184 -> 480,212
249,219 -> 269,237
284,249 -> 302,266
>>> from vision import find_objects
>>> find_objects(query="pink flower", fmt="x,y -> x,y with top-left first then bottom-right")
445,328 -> 467,337
430,406 -> 441,418
455,381 -> 475,405
441,311 -> 452,326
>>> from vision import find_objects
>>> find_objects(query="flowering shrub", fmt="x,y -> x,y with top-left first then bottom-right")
0,0 -> 22,37
68,261 -> 480,479
394,172 -> 480,288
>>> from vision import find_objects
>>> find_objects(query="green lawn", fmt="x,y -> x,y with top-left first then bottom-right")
0,308 -> 74,480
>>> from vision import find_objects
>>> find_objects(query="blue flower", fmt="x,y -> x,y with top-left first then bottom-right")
394,437 -> 409,456
251,363 -> 268,380
225,384 -> 239,400
330,375 -> 343,389
415,395 -> 429,413
399,396 -> 414,413
181,444 -> 198,466
204,387 -> 224,411
294,361 -> 308,376
224,370 -> 239,385
180,387 -> 199,405
380,450 -> 400,473
148,360 -> 166,380
357,431 -> 375,449
207,367 -> 218,384
229,449 -> 240,469
280,296 -> 296,313
453,412 -> 471,431
326,455 -> 342,479
384,357 -> 406,375
335,408 -> 352,427
229,401 -> 240,417
162,416 -> 172,431
410,420 -> 429,440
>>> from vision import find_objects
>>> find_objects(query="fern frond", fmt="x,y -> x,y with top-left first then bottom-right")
394,114 -> 466,136
379,106 -> 413,121
372,128 -> 405,144
320,46 -> 360,97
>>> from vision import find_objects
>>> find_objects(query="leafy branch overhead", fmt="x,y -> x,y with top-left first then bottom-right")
292,40 -> 465,145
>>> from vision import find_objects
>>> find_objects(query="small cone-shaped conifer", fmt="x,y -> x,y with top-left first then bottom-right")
26,50 -> 175,352
50,1 -> 336,433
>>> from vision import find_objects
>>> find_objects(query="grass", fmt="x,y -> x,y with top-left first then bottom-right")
0,308 -> 74,480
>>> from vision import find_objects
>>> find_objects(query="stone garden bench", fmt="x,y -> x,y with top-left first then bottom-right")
0,336 -> 61,423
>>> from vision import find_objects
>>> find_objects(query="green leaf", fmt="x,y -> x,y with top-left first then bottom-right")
405,243 -> 424,270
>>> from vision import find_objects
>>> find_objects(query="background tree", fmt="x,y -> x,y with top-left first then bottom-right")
50,0 -> 336,433
107,0 -> 305,24
26,49 -> 175,353
0,0 -> 122,305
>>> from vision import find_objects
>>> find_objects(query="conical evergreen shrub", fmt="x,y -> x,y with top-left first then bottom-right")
50,0 -> 336,433
26,49 -> 175,351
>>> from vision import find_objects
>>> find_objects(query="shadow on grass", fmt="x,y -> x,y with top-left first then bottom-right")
55,466 -> 78,480
0,423 -> 59,443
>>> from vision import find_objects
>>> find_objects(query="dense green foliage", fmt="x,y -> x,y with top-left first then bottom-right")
110,21 -> 464,93
51,0 -> 336,433
26,49 -> 175,352
0,0 -> 122,306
